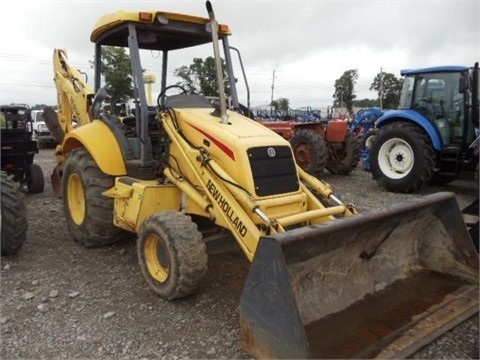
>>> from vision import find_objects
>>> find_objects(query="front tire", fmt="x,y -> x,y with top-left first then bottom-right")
360,130 -> 377,151
138,211 -> 208,300
326,132 -> 362,175
27,163 -> 44,194
370,122 -> 436,193
290,129 -> 327,177
1,173 -> 27,256
63,148 -> 124,247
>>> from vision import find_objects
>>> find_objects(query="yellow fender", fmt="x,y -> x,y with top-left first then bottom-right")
62,120 -> 127,175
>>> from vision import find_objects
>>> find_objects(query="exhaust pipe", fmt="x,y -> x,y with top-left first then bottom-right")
206,1 -> 228,124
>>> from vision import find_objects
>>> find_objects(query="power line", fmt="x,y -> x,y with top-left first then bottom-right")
0,53 -> 92,70
1,82 -> 56,89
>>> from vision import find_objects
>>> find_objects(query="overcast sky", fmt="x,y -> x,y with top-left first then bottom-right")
0,0 -> 478,110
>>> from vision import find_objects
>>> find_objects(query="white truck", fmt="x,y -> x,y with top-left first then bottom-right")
31,110 -> 56,148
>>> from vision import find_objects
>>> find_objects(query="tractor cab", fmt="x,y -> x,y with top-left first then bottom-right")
398,65 -> 477,148
371,63 -> 479,192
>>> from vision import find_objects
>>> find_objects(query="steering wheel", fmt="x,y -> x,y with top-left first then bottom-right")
415,97 -> 435,118
157,85 -> 187,107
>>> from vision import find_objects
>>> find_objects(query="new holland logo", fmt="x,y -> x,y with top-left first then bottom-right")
206,179 -> 248,237
267,147 -> 276,157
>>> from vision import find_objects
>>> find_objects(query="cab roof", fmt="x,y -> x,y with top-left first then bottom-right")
401,65 -> 469,76
90,10 -> 231,51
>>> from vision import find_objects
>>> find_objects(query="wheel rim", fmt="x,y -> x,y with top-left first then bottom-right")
378,137 -> 414,179
293,143 -> 313,168
67,173 -> 85,225
365,134 -> 376,149
144,234 -> 170,283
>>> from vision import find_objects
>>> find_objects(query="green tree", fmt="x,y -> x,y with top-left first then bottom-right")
353,98 -> 379,108
31,104 -> 54,111
270,98 -> 289,112
370,72 -> 403,109
333,69 -> 358,115
174,57 -> 230,97
99,46 -> 134,114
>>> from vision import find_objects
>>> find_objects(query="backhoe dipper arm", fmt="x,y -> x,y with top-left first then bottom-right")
53,49 -> 95,134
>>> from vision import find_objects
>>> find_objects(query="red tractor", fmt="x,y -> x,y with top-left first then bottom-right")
262,118 -> 361,177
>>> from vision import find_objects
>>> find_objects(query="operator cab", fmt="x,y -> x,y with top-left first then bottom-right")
90,10 -> 239,175
398,66 -> 475,147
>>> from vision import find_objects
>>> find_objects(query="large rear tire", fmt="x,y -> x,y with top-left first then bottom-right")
27,163 -> 44,194
290,129 -> 327,176
1,173 -> 27,256
326,132 -> 362,175
370,122 -> 436,193
137,211 -> 208,300
62,148 -> 125,247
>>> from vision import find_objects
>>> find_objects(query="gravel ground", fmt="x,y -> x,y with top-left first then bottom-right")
1,148 -> 478,359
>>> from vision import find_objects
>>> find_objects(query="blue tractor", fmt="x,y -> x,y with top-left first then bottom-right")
350,108 -> 384,170
369,63 -> 479,192
350,107 -> 384,138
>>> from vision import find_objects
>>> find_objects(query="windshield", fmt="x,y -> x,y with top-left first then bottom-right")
399,71 -> 463,122
0,109 -> 29,130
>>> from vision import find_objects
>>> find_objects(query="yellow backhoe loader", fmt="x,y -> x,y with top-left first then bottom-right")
45,2 -> 478,358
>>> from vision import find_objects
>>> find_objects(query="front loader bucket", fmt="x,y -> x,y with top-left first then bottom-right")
240,192 -> 479,359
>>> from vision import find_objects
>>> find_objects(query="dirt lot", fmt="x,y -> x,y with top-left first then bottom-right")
1,148 -> 478,359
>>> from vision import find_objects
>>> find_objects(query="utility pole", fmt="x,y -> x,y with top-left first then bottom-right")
270,70 -> 276,104
270,70 -> 275,104
380,67 -> 384,110
270,70 -> 276,116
